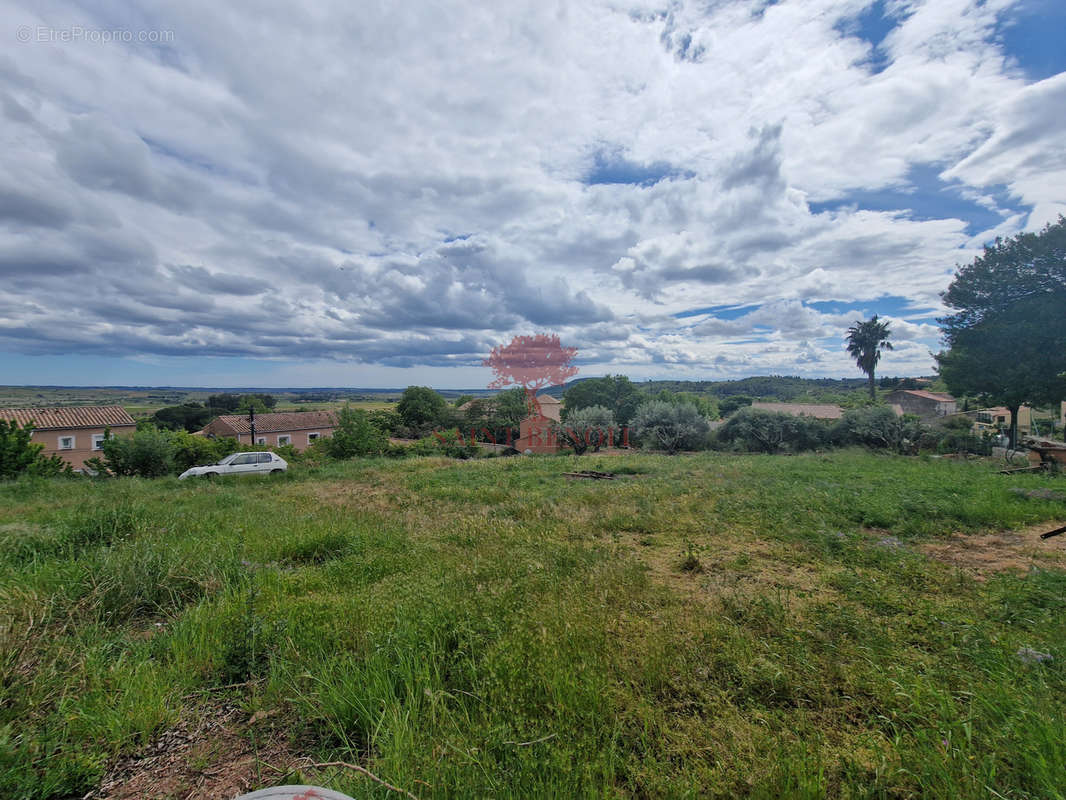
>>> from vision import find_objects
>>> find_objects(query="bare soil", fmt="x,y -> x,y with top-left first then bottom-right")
87,703 -> 299,800
919,522 -> 1066,580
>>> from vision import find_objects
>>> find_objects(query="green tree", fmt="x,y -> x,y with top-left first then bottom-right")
396,386 -> 449,434
562,375 -> 642,425
845,315 -> 894,401
87,428 -> 176,478
237,394 -> 276,415
630,401 -> 710,454
715,408 -> 828,453
207,393 -> 242,412
327,404 -> 387,458
555,405 -> 616,455
717,395 -> 753,417
0,419 -> 71,479
936,217 -> 1066,447
152,402 -> 213,432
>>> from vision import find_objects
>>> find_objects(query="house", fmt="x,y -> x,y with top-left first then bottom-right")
513,394 -> 564,453
750,402 -> 844,420
884,390 -> 957,420
0,405 -> 136,471
969,406 -> 1034,437
199,410 -> 339,450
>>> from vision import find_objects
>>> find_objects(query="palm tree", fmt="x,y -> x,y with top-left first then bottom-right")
846,315 -> 894,401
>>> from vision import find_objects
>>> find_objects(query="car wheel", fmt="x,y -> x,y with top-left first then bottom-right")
203,472 -> 219,479
270,468 -> 283,474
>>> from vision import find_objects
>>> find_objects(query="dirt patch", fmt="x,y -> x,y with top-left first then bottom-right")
919,522 -> 1066,580
88,703 -> 298,800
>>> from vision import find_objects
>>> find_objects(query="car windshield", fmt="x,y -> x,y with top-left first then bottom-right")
217,454 -> 239,465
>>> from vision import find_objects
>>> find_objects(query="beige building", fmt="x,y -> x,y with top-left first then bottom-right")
0,405 -> 137,471
884,389 -> 957,420
199,410 -> 339,450
750,402 -> 844,420
971,406 -> 1033,437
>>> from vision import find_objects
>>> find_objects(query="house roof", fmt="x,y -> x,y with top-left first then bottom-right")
891,389 -> 955,402
209,410 -> 339,435
0,405 -> 136,430
751,402 -> 844,420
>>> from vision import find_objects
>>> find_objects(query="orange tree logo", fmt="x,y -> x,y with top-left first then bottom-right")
482,333 -> 578,418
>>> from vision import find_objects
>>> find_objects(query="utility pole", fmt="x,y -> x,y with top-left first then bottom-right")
249,406 -> 256,446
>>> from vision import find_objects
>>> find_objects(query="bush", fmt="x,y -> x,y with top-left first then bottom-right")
326,404 -> 388,458
554,406 -> 616,455
427,429 -> 480,459
831,407 -> 925,454
0,419 -> 72,479
86,428 -> 176,477
169,430 -> 240,472
630,401 -> 710,454
715,407 -> 828,453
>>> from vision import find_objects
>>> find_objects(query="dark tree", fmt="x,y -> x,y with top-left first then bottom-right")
846,316 -> 894,401
0,419 -> 70,478
152,402 -> 213,432
562,375 -> 641,425
936,218 -> 1066,447
396,386 -> 448,433
207,393 -> 242,412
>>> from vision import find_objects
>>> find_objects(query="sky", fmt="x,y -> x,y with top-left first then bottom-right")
1,0 -> 1064,389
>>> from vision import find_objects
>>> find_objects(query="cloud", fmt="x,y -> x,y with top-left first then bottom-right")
0,0 -> 1061,380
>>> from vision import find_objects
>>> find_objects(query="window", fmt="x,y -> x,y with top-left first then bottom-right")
258,453 -> 273,464
277,435 -> 291,446
256,437 -> 266,445
232,454 -> 257,465
307,432 -> 320,442
92,434 -> 106,450
59,436 -> 75,450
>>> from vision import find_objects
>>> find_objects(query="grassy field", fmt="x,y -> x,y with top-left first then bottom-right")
0,387 -> 399,419
2,451 -> 1065,799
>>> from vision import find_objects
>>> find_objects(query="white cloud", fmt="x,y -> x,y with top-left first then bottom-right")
0,0 -> 1061,382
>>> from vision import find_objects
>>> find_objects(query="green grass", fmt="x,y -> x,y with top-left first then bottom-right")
1,450 -> 1065,798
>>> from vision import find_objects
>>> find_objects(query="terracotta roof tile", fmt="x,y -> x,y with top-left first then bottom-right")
891,390 -> 955,402
751,402 -> 844,420
0,405 -> 136,430
211,410 -> 339,434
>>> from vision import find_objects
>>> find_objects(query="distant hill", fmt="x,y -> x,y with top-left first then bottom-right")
540,375 -> 875,404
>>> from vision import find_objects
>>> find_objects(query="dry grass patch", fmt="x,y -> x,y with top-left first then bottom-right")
919,521 -> 1066,580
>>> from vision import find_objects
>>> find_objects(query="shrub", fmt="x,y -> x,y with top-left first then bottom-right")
326,404 -> 388,458
554,406 -> 616,455
630,401 -> 710,454
86,427 -> 176,477
0,419 -> 71,479
169,430 -> 238,472
428,429 -> 480,459
715,407 -> 828,453
831,407 -> 925,454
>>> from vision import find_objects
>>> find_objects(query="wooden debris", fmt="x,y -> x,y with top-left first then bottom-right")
563,470 -> 615,480
999,464 -> 1046,474
1039,524 -> 1066,541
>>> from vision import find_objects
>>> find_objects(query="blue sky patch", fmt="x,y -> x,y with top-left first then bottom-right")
834,0 -> 908,74
674,304 -> 760,320
997,0 -> 1066,81
809,164 -> 1020,237
584,150 -> 692,187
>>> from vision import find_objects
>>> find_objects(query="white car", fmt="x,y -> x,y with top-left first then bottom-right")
178,451 -> 288,479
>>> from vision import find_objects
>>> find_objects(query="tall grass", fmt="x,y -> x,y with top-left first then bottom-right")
1,451 -> 1064,798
